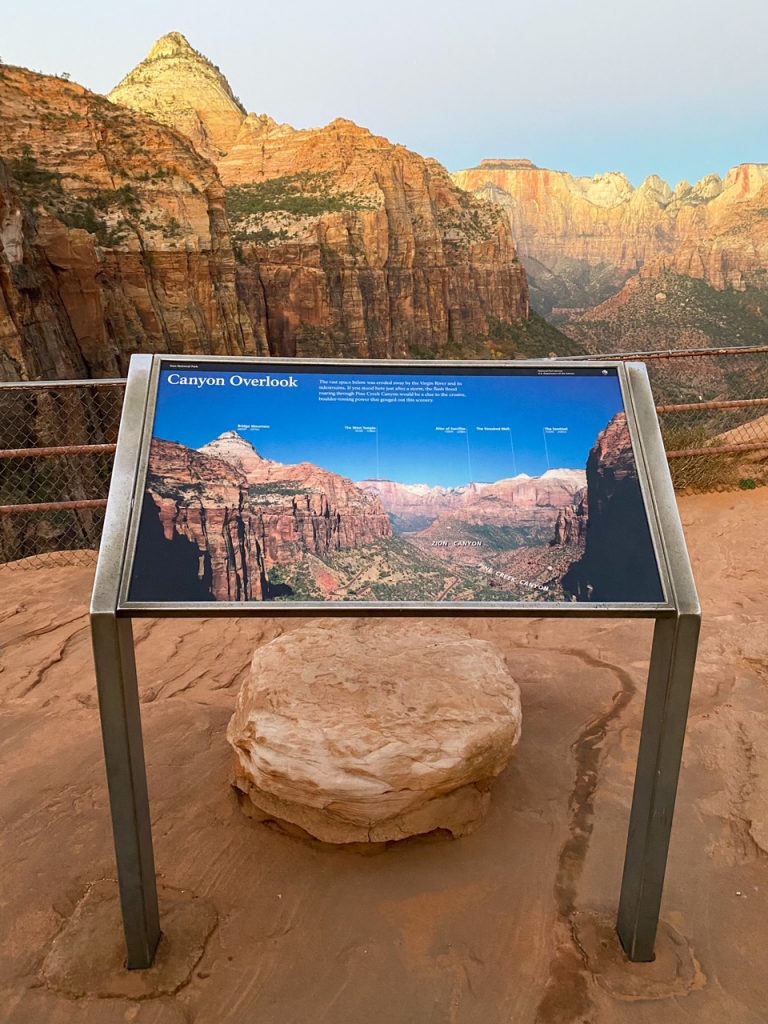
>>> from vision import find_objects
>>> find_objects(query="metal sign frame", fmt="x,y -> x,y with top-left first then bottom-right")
91,354 -> 700,968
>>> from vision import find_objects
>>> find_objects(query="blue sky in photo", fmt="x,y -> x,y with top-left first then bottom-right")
151,369 -> 626,486
4,0 -> 765,187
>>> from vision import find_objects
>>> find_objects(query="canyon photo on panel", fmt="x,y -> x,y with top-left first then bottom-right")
127,362 -> 664,606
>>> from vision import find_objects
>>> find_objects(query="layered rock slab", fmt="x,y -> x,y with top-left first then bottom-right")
227,620 -> 522,842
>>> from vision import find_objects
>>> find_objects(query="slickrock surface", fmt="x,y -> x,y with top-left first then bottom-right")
1,488 -> 767,1022
227,620 -> 522,842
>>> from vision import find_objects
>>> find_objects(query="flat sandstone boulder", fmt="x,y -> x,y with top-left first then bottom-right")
227,620 -> 522,843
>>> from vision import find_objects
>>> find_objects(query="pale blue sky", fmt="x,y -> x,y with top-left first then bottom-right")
4,0 -> 765,186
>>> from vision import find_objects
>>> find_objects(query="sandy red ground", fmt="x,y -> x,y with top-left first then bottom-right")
1,489 -> 767,1023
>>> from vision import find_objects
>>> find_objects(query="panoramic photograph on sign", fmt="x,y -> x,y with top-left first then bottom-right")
126,361 -> 664,606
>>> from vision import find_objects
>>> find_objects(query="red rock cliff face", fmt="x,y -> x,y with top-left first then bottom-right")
142,439 -> 267,601
0,64 -> 261,380
416,470 -> 587,545
454,158 -> 768,342
135,433 -> 392,601
107,34 -> 530,360
219,117 -> 528,357
360,471 -> 586,536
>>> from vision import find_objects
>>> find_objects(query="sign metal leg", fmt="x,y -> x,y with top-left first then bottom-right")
91,612 -> 160,968
616,612 -> 700,961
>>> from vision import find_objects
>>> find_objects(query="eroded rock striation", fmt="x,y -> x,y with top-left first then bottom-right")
108,34 -> 530,359
227,619 -> 522,842
0,64 -> 259,381
1,38 -> 536,379
219,117 -> 528,357
412,470 -> 588,549
454,158 -> 768,349
360,471 -> 586,533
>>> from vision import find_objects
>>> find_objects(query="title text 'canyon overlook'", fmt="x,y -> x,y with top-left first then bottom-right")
167,374 -> 299,388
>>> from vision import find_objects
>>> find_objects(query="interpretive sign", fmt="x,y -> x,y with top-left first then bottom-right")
91,355 -> 699,972
121,359 -> 667,611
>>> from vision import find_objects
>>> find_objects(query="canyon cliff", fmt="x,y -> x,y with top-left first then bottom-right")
107,33 -> 533,361
131,432 -> 392,602
454,158 -> 768,351
219,117 -> 529,357
0,36 -> 547,381
361,469 -> 586,543
562,413 -> 662,602
0,62 -> 260,381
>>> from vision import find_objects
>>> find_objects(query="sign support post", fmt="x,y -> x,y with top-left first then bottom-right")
90,354 -> 699,969
614,361 -> 701,960
91,354 -> 159,968
91,612 -> 160,968
616,612 -> 700,960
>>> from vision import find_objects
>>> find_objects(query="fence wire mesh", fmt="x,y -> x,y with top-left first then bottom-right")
1,347 -> 766,569
627,347 -> 768,492
0,381 -> 124,568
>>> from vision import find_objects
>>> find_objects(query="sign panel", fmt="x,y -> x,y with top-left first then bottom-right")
120,358 -> 666,610
95,355 -> 697,970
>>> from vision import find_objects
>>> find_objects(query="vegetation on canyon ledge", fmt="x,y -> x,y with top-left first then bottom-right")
410,313 -> 585,361
226,171 -> 378,245
6,145 -> 193,245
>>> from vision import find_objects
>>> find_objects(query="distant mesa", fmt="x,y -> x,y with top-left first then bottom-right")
359,469 -> 586,537
478,158 -> 539,170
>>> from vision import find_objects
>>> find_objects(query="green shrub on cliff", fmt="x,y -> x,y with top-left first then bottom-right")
7,148 -> 139,246
226,172 -> 377,244
410,314 -> 586,361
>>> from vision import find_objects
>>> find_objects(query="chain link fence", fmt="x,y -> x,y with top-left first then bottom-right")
1,346 -> 766,569
611,346 -> 768,492
0,380 -> 124,568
